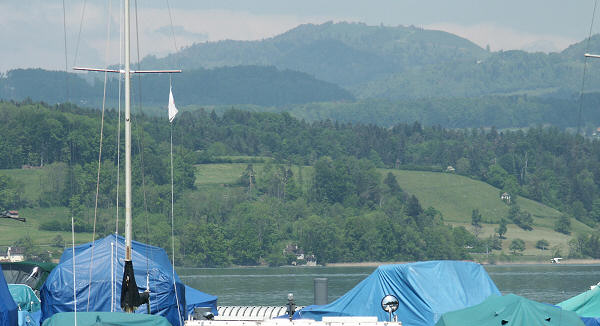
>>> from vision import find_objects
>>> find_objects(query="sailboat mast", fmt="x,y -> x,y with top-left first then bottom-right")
124,0 -> 132,261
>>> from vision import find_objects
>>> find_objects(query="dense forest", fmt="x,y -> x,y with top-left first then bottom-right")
2,101 -> 600,265
8,69 -> 600,130
0,66 -> 353,108
225,93 -> 600,130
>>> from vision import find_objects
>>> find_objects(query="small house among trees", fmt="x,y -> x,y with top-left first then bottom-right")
501,192 -> 511,204
446,166 -> 455,173
0,246 -> 25,262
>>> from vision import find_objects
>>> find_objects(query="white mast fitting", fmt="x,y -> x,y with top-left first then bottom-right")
73,0 -> 180,313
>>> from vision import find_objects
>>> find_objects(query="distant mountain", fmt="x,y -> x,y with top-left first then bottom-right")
141,22 -> 488,89
0,66 -> 353,107
142,22 -> 600,100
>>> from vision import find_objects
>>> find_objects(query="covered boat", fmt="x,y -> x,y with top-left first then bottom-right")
42,311 -> 171,326
294,261 -> 500,325
558,285 -> 600,326
185,285 -> 218,317
558,284 -> 600,318
8,284 -> 40,312
0,264 -> 18,326
1,261 -> 55,293
435,293 -> 584,326
40,235 -> 186,326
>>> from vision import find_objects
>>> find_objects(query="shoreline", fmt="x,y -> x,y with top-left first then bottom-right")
325,259 -> 600,267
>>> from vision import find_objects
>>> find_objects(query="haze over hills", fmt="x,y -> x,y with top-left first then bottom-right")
6,22 -> 600,129
0,66 -> 353,107
143,22 -> 600,100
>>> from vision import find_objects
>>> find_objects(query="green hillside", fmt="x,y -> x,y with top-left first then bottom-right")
195,162 -> 588,233
194,163 -> 592,257
0,162 -> 594,260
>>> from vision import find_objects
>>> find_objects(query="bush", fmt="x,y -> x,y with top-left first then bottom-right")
535,239 -> 549,250
554,215 -> 571,235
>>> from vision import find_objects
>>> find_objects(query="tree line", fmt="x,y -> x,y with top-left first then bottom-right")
2,101 -> 600,264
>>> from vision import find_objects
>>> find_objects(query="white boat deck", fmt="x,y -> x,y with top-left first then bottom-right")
186,317 -> 402,326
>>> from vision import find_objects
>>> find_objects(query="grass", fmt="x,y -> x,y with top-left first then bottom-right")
0,168 -> 48,203
0,207 -> 94,246
0,164 -> 593,259
453,222 -> 571,256
383,170 -> 563,223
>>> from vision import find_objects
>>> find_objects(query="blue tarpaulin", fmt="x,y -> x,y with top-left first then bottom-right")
294,261 -> 500,325
582,317 -> 600,326
0,264 -> 18,326
41,235 -> 186,326
185,285 -> 218,317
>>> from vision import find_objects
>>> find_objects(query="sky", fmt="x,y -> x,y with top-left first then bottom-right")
0,0 -> 597,72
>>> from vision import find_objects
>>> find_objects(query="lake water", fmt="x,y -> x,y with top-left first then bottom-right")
178,264 -> 600,307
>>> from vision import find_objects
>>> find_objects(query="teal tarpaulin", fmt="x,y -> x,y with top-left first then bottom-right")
435,294 -> 584,326
41,312 -> 171,326
558,285 -> 600,318
8,284 -> 40,312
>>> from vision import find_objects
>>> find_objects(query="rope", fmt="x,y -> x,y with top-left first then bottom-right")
164,5 -> 181,322
165,0 -> 179,53
133,0 -> 152,291
576,0 -> 599,136
72,216 -> 77,326
62,0 -> 70,102
73,0 -> 88,67
87,0 -> 113,310
170,100 -> 183,326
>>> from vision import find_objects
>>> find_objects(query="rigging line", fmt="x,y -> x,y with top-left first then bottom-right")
577,0 -> 599,136
133,0 -> 152,283
72,217 -> 77,326
114,0 -> 124,311
87,0 -> 113,311
62,0 -> 70,102
165,0 -> 179,53
73,0 -> 88,67
170,116 -> 183,326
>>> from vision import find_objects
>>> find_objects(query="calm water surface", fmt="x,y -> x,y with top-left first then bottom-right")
178,264 -> 600,306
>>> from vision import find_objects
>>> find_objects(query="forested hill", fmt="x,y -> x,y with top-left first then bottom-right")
141,22 -> 600,100
253,93 -> 600,130
142,22 -> 487,90
0,66 -> 353,107
2,101 -> 600,265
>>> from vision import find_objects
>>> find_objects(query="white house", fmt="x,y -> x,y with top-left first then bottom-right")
0,246 -> 25,262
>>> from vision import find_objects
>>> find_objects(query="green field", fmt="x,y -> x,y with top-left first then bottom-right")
0,168 -> 49,203
0,207 -> 94,246
1,163 -> 593,258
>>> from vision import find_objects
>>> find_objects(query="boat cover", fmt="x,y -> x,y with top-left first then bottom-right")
40,235 -> 186,326
294,261 -> 500,325
41,311 -> 171,326
185,285 -> 218,317
0,264 -> 18,326
582,317 -> 600,326
8,284 -> 40,312
1,262 -> 56,292
435,293 -> 584,326
558,285 -> 600,318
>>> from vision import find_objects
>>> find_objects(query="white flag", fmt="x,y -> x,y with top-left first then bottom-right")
168,86 -> 178,123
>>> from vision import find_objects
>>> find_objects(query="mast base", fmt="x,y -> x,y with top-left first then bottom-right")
120,260 -> 150,312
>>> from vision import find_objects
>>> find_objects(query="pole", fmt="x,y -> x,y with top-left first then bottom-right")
124,0 -> 132,262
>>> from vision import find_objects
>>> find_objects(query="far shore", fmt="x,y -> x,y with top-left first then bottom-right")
325,259 -> 600,267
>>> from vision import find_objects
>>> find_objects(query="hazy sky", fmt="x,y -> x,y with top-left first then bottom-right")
0,0 -> 597,72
